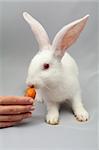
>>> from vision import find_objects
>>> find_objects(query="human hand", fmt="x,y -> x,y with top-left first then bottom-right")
0,96 -> 34,128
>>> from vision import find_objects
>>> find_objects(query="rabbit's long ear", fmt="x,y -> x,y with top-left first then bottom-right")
52,15 -> 89,58
23,12 -> 50,50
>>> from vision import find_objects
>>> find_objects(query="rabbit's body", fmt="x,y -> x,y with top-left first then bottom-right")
41,53 -> 79,103
23,12 -> 89,125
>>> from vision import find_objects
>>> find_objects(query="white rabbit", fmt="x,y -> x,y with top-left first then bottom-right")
23,12 -> 89,125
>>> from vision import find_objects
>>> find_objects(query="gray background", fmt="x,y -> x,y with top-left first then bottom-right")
0,1 -> 98,150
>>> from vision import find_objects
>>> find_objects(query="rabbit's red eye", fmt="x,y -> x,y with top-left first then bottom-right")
43,63 -> 50,70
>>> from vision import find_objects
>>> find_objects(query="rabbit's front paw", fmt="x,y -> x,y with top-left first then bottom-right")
74,108 -> 89,122
46,112 -> 59,125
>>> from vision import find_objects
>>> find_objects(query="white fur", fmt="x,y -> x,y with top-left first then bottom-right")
23,12 -> 50,49
23,12 -> 89,124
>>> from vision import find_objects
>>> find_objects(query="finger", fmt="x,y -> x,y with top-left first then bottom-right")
0,96 -> 34,105
0,112 -> 32,122
0,105 -> 34,115
0,121 -> 22,128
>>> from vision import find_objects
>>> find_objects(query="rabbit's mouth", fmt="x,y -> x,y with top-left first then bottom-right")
33,84 -> 40,89
27,81 -> 45,89
28,84 -> 40,89
28,84 -> 34,88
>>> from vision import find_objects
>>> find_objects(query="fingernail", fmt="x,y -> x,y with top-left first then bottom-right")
27,105 -> 32,109
30,107 -> 35,110
26,97 -> 33,103
29,98 -> 33,103
23,114 -> 32,119
27,105 -> 34,109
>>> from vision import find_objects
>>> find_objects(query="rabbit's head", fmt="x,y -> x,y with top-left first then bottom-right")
23,12 -> 89,89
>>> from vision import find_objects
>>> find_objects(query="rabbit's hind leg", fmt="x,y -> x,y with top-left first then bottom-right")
71,93 -> 89,122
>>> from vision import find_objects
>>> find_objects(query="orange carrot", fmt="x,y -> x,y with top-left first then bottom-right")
25,87 -> 36,99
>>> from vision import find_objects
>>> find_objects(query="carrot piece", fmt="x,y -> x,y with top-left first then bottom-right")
25,87 -> 36,99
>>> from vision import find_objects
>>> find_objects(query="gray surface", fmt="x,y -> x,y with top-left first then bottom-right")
0,1 -> 98,150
